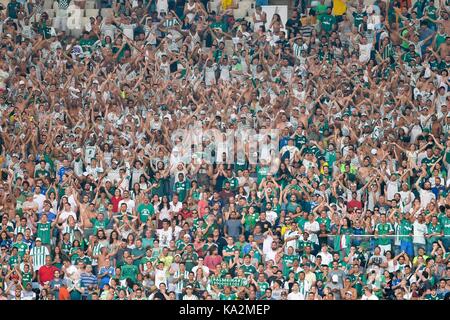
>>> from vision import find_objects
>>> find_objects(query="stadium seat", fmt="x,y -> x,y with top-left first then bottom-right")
52,1 -> 59,9
233,8 -> 248,19
43,0 -> 53,9
209,0 -> 221,13
81,16 -> 91,29
45,9 -> 55,18
70,29 -> 83,38
224,40 -> 234,55
85,1 -> 96,9
85,8 -> 99,17
239,1 -> 252,14
101,8 -> 114,18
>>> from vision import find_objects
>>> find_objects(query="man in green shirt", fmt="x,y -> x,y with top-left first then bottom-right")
426,216 -> 443,253
314,0 -> 329,20
223,237 -> 236,264
121,256 -> 139,282
34,160 -> 51,179
223,168 -> 239,191
297,232 -> 314,254
137,197 -> 155,224
79,31 -> 98,53
319,7 -> 337,33
131,239 -> 146,267
7,0 -> 20,19
12,233 -> 28,259
240,255 -> 257,276
242,209 -> 259,236
440,208 -> 450,250
375,213 -> 394,254
398,213 -> 414,257
218,286 -> 237,300
352,5 -> 366,29
36,213 -> 57,246
8,247 -> 19,267
90,212 -> 110,235
424,0 -> 438,30
173,173 -> 190,202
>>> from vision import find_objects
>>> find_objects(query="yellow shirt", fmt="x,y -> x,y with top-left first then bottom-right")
222,0 -> 233,10
332,0 -> 347,16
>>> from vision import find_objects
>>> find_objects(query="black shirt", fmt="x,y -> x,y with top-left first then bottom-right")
256,220 -> 272,233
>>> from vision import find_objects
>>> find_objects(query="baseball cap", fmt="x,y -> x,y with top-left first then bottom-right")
35,238 -> 42,242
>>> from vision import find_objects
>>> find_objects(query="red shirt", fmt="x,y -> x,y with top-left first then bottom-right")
348,199 -> 363,210
38,265 -> 60,285
204,255 -> 222,272
111,196 -> 123,213
181,209 -> 192,220
198,200 -> 208,217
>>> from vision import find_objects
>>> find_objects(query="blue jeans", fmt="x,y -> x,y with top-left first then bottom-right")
400,240 -> 414,258
442,237 -> 450,252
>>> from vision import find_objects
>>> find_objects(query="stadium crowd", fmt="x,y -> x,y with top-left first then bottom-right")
0,0 -> 449,301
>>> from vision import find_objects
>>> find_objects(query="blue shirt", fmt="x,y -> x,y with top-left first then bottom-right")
431,185 -> 446,199
80,272 -> 98,288
98,266 -> 115,289
38,211 -> 57,223
58,166 -> 72,182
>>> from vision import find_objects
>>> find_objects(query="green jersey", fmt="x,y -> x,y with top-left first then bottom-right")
257,281 -> 269,295
12,242 -> 28,258
293,134 -> 307,149
22,271 -> 33,286
240,264 -> 257,277
375,223 -> 394,245
425,5 -> 437,20
37,222 -> 52,245
243,213 -> 259,231
427,223 -> 442,243
297,239 -> 314,251
9,255 -> 19,267
90,218 -> 110,234
439,215 -> 450,235
319,14 -> 336,32
256,166 -> 270,185
223,245 -> 236,264
74,255 -> 92,266
352,11 -> 366,28
398,219 -> 413,242
137,203 -> 155,223
282,254 -> 296,276
223,177 -> 239,191
219,292 -> 237,300
120,264 -> 139,282
34,169 -> 51,179
173,180 -> 190,202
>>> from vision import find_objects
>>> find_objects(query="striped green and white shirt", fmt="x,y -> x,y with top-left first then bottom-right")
173,269 -> 189,293
61,225 -> 82,244
30,245 -> 49,270
14,225 -> 28,236
381,43 -> 394,60
90,243 -> 104,266
293,42 -> 307,60
163,18 -> 179,28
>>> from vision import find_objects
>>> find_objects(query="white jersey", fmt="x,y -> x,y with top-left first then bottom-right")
30,246 -> 49,271
412,221 -> 427,245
